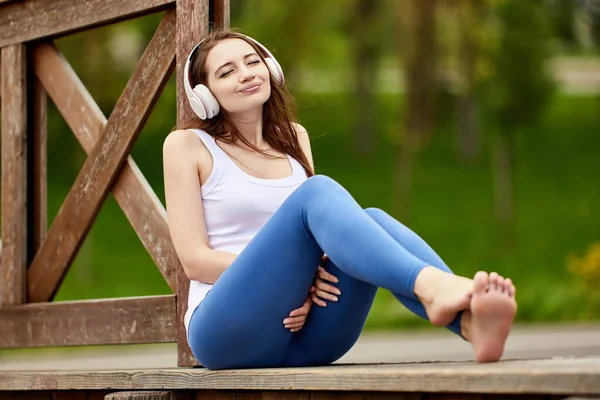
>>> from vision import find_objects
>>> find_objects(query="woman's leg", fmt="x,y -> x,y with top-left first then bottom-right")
188,176 -> 444,369
364,207 -> 463,335
281,208 -> 461,367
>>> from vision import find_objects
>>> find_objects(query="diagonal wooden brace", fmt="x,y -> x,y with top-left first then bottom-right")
32,41 -> 179,293
27,10 -> 177,302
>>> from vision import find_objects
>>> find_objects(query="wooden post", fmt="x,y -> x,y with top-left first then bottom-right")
1,44 -> 28,306
31,64 -> 47,256
175,0 -> 209,368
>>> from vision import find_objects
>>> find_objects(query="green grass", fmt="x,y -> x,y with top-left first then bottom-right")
47,92 -> 600,330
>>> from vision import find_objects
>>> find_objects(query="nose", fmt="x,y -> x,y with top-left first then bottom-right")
239,65 -> 255,82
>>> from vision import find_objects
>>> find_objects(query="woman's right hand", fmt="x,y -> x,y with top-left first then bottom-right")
311,256 -> 341,307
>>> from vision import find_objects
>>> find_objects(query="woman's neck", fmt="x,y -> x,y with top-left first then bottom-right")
231,109 -> 266,149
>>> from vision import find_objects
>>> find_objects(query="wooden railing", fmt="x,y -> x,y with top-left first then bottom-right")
0,0 -> 228,367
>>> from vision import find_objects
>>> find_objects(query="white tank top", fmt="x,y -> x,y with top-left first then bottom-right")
184,129 -> 308,331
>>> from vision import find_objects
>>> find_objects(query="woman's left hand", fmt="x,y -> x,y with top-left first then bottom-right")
283,296 -> 312,332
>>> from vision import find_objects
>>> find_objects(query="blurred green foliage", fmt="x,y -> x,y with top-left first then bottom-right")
2,0 -> 599,329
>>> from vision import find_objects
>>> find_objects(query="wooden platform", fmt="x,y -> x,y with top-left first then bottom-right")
0,357 -> 599,399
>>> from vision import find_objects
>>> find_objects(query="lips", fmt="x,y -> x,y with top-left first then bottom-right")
240,83 -> 262,93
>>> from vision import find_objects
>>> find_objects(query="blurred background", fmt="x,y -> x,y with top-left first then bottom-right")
18,0 -> 600,330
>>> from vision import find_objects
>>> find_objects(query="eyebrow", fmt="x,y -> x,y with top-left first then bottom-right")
214,53 -> 259,76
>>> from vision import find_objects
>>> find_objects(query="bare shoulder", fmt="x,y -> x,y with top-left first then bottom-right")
292,122 -> 309,137
163,129 -> 202,155
292,122 -> 310,147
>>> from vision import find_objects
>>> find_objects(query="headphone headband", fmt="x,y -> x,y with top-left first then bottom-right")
183,34 -> 284,120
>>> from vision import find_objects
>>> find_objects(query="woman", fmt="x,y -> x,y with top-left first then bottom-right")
163,30 -> 517,370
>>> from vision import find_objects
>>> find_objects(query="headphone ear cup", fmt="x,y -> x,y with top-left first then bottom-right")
193,84 -> 220,119
265,58 -> 284,85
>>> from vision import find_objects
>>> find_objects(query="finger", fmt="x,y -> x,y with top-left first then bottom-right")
320,254 -> 330,265
318,266 -> 339,283
288,308 -> 305,317
286,322 -> 305,330
312,293 -> 327,307
315,288 -> 338,302
283,315 -> 306,325
315,280 -> 341,296
310,285 -> 316,293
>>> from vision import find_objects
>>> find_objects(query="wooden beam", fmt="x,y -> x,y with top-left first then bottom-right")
176,0 -> 209,368
0,0 -> 175,48
27,10 -> 176,303
31,72 -> 48,253
0,358 -> 600,393
1,44 -> 28,307
213,0 -> 230,30
104,392 -> 171,400
32,42 -> 178,293
0,295 -> 176,348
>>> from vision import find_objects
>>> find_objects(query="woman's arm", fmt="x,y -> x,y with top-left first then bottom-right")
163,129 -> 236,283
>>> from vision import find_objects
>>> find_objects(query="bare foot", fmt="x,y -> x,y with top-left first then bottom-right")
463,271 -> 517,363
415,266 -> 474,327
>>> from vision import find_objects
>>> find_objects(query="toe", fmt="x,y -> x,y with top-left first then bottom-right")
497,276 -> 505,292
489,272 -> 499,290
473,271 -> 488,294
504,278 -> 513,295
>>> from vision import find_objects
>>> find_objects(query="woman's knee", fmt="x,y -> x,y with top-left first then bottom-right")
364,207 -> 386,218
295,175 -> 343,198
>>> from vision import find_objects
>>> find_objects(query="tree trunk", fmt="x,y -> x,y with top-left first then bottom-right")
352,0 -> 378,155
457,94 -> 479,160
456,0 -> 481,161
394,0 -> 437,219
491,132 -> 515,226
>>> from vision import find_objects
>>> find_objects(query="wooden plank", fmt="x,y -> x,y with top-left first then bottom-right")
0,295 -> 176,348
89,392 -> 113,400
26,10 -> 176,303
52,392 -> 89,400
175,0 -> 209,368
32,73 -> 48,253
104,392 -> 171,400
213,0 -> 230,30
32,41 -> 178,293
195,391 -> 236,400
262,392 -> 310,400
0,392 -> 51,400
0,358 -> 599,394
1,44 -> 28,307
311,393 -> 419,400
0,0 -> 175,48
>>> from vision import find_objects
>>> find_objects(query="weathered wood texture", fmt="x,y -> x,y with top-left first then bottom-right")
32,42 -> 178,293
0,358 -> 599,395
0,392 -> 52,399
0,392 -> 573,400
31,74 -> 47,253
175,0 -> 209,368
104,392 -> 171,400
26,10 -> 176,303
0,0 -> 175,47
213,0 -> 230,30
0,295 -> 176,348
1,44 -> 28,307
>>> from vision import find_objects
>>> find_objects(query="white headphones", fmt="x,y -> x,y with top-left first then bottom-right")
183,34 -> 285,120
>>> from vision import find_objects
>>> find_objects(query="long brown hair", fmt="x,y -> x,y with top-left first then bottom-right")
181,30 -> 314,177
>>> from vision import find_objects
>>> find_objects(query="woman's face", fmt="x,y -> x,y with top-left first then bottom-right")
204,38 -> 271,117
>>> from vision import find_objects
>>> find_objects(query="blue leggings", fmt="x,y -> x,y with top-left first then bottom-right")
188,175 -> 462,369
